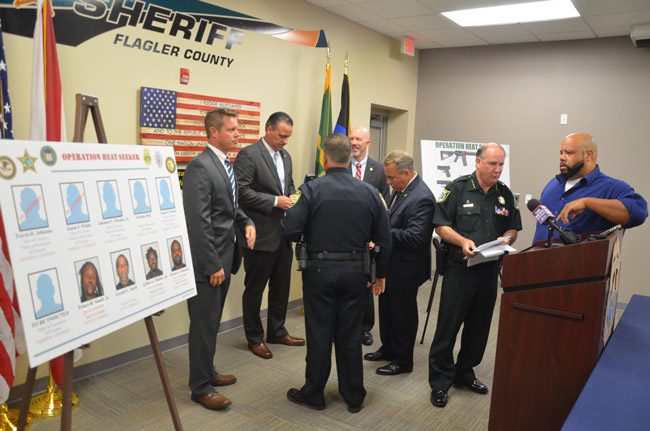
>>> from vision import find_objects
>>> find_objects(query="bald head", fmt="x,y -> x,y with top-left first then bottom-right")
559,132 -> 598,179
349,126 -> 372,161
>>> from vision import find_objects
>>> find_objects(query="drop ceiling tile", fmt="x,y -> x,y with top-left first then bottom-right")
355,0 -> 435,19
418,27 -> 485,41
438,39 -> 490,48
468,24 -> 533,39
521,17 -> 592,34
359,18 -> 408,34
572,0 -> 650,16
303,0 -> 348,8
389,13 -> 457,30
536,30 -> 598,41
326,4 -> 381,21
584,9 -> 650,31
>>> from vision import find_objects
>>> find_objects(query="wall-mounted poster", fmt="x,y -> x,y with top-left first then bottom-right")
139,86 -> 260,163
0,140 -> 196,367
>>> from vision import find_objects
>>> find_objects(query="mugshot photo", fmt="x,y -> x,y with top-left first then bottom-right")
156,176 -> 175,211
141,242 -> 163,280
12,184 -> 49,231
29,268 -> 64,319
111,249 -> 136,290
167,237 -> 186,271
74,257 -> 104,303
60,182 -> 90,225
97,180 -> 123,219
129,178 -> 152,215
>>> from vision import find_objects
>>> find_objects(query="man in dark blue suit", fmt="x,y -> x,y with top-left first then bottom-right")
183,108 -> 256,410
364,150 -> 435,375
348,125 -> 389,346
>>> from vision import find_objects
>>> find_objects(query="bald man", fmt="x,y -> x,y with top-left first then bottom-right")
349,125 -> 389,346
532,133 -> 647,243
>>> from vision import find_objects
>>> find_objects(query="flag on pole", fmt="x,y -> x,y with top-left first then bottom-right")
0,17 -> 24,404
315,63 -> 332,176
30,0 -> 66,142
333,72 -> 350,136
30,0 -> 66,388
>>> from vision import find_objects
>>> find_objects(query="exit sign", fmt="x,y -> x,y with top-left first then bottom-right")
401,37 -> 415,57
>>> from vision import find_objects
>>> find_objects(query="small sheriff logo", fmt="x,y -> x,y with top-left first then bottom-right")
17,149 -> 37,173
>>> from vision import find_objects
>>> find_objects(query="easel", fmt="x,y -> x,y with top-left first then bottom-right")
16,94 -> 183,431
419,238 -> 441,344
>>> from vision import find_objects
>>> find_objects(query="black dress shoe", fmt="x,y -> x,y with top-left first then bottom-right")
347,404 -> 363,413
376,362 -> 412,376
286,388 -> 325,411
361,330 -> 373,346
430,390 -> 448,408
453,378 -> 489,394
364,350 -> 392,362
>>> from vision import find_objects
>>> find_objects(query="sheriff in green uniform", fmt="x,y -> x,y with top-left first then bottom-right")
428,143 -> 522,408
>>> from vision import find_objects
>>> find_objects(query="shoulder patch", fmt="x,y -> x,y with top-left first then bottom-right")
437,188 -> 451,203
288,191 -> 301,208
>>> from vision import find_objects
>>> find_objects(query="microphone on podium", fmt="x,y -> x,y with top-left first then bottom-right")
527,198 -> 581,245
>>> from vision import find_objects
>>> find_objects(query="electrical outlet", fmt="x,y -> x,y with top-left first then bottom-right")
560,114 -> 568,125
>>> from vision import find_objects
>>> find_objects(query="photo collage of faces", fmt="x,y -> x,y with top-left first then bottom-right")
16,176 -> 187,320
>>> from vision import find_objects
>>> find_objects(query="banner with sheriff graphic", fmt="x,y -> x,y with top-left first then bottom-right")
0,140 -> 195,367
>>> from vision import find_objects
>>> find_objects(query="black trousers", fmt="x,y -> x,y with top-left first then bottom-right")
300,260 -> 367,408
428,260 -> 499,391
241,240 -> 293,344
362,289 -> 375,332
187,276 -> 230,396
378,284 -> 419,368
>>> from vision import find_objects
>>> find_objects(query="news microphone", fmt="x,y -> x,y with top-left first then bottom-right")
527,199 -> 581,245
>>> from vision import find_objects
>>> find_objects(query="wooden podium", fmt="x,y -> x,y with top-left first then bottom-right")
489,230 -> 623,431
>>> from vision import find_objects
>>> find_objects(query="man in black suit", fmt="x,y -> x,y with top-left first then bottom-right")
349,125 -> 389,346
235,112 -> 304,360
365,150 -> 435,376
183,108 -> 256,410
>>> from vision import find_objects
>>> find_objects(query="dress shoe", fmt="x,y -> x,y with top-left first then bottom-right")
363,350 -> 392,362
347,404 -> 363,413
211,373 -> 237,387
249,342 -> 273,359
267,335 -> 305,346
430,390 -> 448,408
453,378 -> 489,395
191,391 -> 231,410
376,362 -> 412,376
361,330 -> 373,346
286,388 -> 325,411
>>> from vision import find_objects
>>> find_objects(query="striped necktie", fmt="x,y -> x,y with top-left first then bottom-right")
224,159 -> 236,203
355,162 -> 362,180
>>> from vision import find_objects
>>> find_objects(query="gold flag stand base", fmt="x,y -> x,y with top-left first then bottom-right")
28,375 -> 79,419
0,403 -> 31,431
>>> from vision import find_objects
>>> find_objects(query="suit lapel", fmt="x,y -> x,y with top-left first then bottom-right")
257,140 -> 283,194
205,148 -> 235,207
390,176 -> 420,214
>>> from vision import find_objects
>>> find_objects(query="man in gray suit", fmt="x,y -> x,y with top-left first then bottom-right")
183,108 -> 256,410
235,112 -> 305,360
349,125 -> 389,346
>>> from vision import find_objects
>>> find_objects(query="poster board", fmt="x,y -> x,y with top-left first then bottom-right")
0,140 -> 196,367
420,140 -> 511,199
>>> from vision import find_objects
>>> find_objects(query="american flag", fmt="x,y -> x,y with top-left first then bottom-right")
0,17 -> 23,404
139,87 -> 260,163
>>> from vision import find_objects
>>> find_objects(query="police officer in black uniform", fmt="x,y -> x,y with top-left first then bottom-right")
428,143 -> 522,408
282,133 -> 391,413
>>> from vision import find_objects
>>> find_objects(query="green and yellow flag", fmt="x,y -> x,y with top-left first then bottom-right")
315,63 -> 332,176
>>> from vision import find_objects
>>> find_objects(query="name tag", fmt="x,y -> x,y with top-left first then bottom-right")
463,203 -> 474,208
495,206 -> 509,216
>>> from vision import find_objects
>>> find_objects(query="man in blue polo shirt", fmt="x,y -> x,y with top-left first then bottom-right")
532,133 -> 647,243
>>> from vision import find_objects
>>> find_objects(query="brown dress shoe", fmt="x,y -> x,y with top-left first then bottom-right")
211,373 -> 237,387
249,342 -> 273,359
191,391 -> 231,410
267,335 -> 305,346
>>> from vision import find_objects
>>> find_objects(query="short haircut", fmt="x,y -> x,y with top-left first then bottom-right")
384,150 -> 414,172
323,133 -> 352,164
476,143 -> 505,159
171,239 -> 181,250
146,247 -> 158,260
265,112 -> 293,130
115,254 -> 128,268
204,108 -> 238,137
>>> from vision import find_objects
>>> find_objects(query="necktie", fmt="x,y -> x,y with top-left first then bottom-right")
389,191 -> 401,209
355,162 -> 362,180
274,151 -> 285,194
224,158 -> 237,203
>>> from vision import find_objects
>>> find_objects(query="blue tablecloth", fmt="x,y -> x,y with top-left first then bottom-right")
563,294 -> 650,430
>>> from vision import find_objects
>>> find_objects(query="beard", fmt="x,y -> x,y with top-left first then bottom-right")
561,160 -> 584,179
